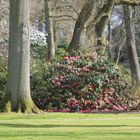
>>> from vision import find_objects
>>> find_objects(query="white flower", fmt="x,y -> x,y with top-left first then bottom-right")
30,25 -> 47,47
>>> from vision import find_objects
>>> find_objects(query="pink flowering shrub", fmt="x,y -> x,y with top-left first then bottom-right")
31,52 -> 132,112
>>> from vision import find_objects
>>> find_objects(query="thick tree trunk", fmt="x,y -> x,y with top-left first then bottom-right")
67,21 -> 83,52
3,0 -> 39,113
123,5 -> 140,84
67,0 -> 96,52
44,0 -> 55,61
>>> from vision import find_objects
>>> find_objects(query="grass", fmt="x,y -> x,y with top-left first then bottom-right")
0,113 -> 140,140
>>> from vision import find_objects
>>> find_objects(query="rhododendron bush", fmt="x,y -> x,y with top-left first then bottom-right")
31,52 -> 132,112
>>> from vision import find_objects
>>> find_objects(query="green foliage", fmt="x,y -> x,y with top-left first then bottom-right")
31,52 -> 132,112
0,70 -> 7,102
31,44 -> 67,61
31,44 -> 47,59
0,51 -> 133,112
57,42 -> 68,50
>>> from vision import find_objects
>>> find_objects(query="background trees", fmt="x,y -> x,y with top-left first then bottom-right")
67,0 -> 96,51
0,0 -> 140,113
44,0 -> 55,61
123,5 -> 140,84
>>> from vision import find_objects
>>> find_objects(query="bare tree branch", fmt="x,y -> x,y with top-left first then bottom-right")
86,0 -> 114,31
50,15 -> 77,21
118,0 -> 140,6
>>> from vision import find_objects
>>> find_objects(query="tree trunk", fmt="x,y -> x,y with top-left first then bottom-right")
123,5 -> 140,84
3,0 -> 39,113
107,20 -> 112,59
95,0 -> 114,46
44,0 -> 55,61
67,0 -> 96,52
67,21 -> 83,52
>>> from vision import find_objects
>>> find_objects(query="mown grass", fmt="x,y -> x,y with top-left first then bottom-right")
0,113 -> 140,140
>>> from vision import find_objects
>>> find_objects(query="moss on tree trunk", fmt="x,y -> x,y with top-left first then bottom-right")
2,94 -> 40,113
20,98 -> 40,113
1,0 -> 40,114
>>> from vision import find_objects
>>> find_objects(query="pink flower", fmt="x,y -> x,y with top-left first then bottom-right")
118,105 -> 123,111
73,82 -> 79,85
85,100 -> 91,105
92,51 -> 97,62
52,79 -> 55,83
74,68 -> 81,71
125,81 -> 129,85
76,56 -> 80,60
104,88 -> 114,95
69,56 -> 76,61
59,76 -> 64,79
82,67 -> 90,72
97,100 -> 101,104
106,78 -> 110,83
108,88 -> 114,94
101,66 -> 107,70
113,105 -> 122,111
103,109 -> 110,112
88,84 -> 93,91
64,56 -> 69,60
77,91 -> 81,94
55,77 -> 59,80
104,99 -> 110,104
91,105 -> 96,109
56,82 -> 61,85
61,86 -> 65,88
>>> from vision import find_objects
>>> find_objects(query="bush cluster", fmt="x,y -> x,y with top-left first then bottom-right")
30,25 -> 47,47
0,70 -> 7,102
0,51 -> 132,112
31,52 -> 132,112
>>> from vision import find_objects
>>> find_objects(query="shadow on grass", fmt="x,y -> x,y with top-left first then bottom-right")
0,123 -> 140,128
0,130 -> 140,138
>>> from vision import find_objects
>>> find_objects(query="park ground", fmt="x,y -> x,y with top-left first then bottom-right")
0,113 -> 140,140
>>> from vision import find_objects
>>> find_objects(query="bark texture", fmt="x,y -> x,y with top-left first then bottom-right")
123,5 -> 140,84
67,0 -> 96,52
95,0 -> 114,46
44,0 -> 55,61
119,0 -> 140,5
3,0 -> 39,113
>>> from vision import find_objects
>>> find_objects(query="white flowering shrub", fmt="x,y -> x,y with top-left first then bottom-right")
0,0 -> 47,47
0,0 -> 47,63
0,24 -> 47,47
0,0 -> 9,45
30,25 -> 47,47
29,22 -> 47,59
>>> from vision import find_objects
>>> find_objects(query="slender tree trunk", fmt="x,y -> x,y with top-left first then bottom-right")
3,0 -> 39,113
95,0 -> 114,46
107,20 -> 112,59
44,0 -> 55,61
67,0 -> 96,52
123,5 -> 140,84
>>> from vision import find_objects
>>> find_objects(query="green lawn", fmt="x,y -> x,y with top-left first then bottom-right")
0,113 -> 140,140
